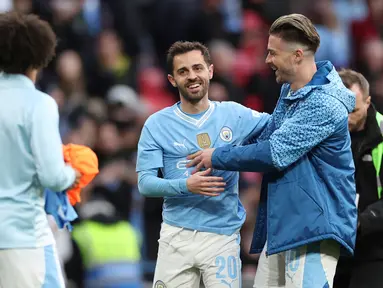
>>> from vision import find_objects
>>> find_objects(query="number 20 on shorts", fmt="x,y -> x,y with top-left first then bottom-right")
215,255 -> 238,280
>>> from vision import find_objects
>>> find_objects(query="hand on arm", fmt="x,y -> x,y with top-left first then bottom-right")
186,168 -> 225,196
186,149 -> 215,174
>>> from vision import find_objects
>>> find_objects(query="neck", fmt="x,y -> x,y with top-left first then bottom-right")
355,118 -> 368,132
290,59 -> 317,91
25,68 -> 38,84
180,95 -> 209,114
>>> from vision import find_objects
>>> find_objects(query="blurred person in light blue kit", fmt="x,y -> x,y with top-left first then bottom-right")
0,11 -> 80,288
136,41 -> 270,288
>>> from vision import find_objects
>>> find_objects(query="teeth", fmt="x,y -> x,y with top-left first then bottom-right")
189,84 -> 199,89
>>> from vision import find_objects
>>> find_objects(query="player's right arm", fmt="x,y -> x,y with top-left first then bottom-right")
30,95 -> 76,192
136,123 -> 225,197
137,168 -> 188,197
138,168 -> 225,197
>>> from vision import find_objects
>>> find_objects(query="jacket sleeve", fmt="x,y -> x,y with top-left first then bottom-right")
212,95 -> 339,172
212,141 -> 276,172
30,96 -> 76,191
359,199 -> 383,236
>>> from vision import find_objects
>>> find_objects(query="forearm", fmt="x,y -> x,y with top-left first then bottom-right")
38,161 -> 76,192
31,97 -> 76,191
212,141 -> 277,172
138,170 -> 189,197
33,140 -> 76,192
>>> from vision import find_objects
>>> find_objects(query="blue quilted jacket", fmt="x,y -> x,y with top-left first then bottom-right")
212,61 -> 357,255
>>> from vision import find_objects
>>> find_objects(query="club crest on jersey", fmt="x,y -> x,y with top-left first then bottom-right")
220,127 -> 233,142
197,133 -> 211,149
154,280 -> 167,288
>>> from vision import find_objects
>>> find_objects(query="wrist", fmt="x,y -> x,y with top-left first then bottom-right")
181,178 -> 190,194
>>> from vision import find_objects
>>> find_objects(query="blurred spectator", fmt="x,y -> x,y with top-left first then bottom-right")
234,9 -> 280,113
187,0 -> 235,46
64,194 -> 142,288
334,69 -> 383,288
209,39 -> 246,103
87,30 -> 138,97
148,0 -> 199,68
138,67 -> 176,113
63,108 -> 99,149
360,38 -> 383,112
351,0 -> 383,68
310,0 -> 351,68
13,0 -> 32,14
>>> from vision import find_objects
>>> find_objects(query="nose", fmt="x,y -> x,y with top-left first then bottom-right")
187,70 -> 198,81
265,54 -> 271,65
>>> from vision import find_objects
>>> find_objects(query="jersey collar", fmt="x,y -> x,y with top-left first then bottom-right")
174,101 -> 215,128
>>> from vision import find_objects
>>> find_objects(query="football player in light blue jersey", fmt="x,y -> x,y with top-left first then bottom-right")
136,41 -> 270,288
0,12 -> 81,288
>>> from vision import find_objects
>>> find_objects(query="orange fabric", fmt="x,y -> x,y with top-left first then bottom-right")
63,144 -> 99,205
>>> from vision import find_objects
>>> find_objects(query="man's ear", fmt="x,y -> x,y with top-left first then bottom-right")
209,64 -> 214,80
366,95 -> 371,107
167,74 -> 177,87
293,48 -> 305,64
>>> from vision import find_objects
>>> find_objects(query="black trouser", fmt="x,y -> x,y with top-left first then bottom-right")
334,257 -> 383,288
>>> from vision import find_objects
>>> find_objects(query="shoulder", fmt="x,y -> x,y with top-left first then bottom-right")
28,90 -> 58,115
301,89 -> 349,124
213,100 -> 248,113
143,105 -> 175,128
36,90 -> 58,107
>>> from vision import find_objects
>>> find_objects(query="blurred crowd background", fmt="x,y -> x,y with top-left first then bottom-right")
1,0 -> 382,287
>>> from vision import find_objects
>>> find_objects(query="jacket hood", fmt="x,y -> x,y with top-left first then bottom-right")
314,61 -> 356,113
287,61 -> 356,113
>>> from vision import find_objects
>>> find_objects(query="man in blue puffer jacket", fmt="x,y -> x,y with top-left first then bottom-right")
187,14 -> 357,287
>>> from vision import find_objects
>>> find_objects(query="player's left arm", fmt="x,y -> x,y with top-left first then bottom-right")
234,103 -> 271,144
211,98 -> 339,172
30,95 -> 76,191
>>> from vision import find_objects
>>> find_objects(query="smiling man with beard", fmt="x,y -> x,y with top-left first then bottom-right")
186,14 -> 358,288
136,41 -> 271,288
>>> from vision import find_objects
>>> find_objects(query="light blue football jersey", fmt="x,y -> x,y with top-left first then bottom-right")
136,101 -> 270,235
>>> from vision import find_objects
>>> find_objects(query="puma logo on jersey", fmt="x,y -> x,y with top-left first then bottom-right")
174,139 -> 187,149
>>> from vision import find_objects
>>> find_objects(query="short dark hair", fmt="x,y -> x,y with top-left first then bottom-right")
166,41 -> 212,75
0,11 -> 57,74
338,68 -> 370,99
269,14 -> 320,53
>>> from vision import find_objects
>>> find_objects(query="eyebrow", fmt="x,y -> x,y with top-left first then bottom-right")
177,64 -> 204,73
177,67 -> 186,73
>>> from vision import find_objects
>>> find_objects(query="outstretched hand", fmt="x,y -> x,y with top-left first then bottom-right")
186,148 -> 215,174
186,168 -> 225,197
